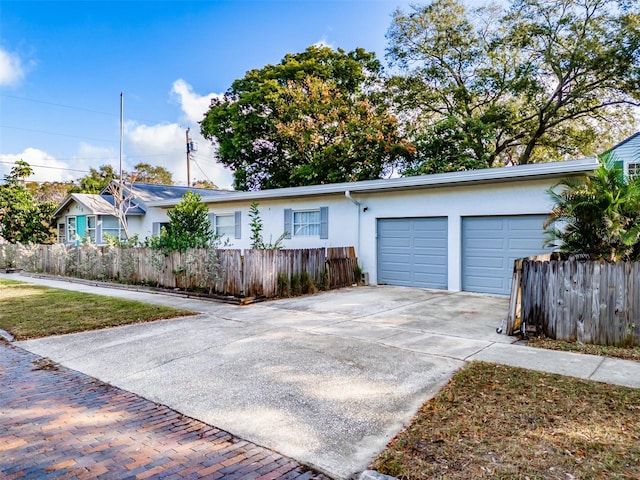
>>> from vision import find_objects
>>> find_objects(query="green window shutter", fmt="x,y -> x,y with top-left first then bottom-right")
234,211 -> 242,239
284,209 -> 292,239
320,207 -> 329,239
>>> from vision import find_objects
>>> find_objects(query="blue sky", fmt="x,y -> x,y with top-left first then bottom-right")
1,0 -> 467,188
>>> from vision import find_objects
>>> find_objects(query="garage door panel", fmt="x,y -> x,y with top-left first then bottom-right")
464,257 -> 505,269
508,238 -> 546,249
379,253 -> 411,264
462,215 -> 548,295
413,257 -> 446,272
379,239 -> 411,249
379,221 -> 410,231
464,275 -> 505,290
414,238 -> 447,249
466,238 -> 506,249
378,218 -> 448,289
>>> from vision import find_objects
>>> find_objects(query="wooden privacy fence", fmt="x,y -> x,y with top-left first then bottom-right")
507,254 -> 640,346
0,244 -> 358,300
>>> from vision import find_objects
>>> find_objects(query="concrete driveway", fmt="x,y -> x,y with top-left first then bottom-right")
16,280 -> 512,479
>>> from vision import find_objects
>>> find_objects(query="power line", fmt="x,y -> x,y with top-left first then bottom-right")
191,157 -> 212,182
0,93 -> 117,117
0,93 -> 176,126
0,125 -> 117,144
0,159 -> 90,174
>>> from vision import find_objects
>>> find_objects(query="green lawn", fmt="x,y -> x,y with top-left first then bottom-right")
0,278 -> 196,340
372,362 -> 640,479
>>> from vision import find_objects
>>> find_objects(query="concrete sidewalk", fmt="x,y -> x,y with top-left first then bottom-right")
5,273 -> 640,479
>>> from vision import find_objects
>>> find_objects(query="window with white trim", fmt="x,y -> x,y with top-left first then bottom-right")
86,216 -> 97,243
284,207 -> 328,239
293,210 -> 321,236
66,217 -> 76,243
101,216 -> 124,241
215,214 -> 235,237
57,223 -> 66,244
628,162 -> 640,178
152,222 -> 170,237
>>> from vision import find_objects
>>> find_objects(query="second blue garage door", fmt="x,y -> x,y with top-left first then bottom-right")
377,217 -> 448,289
461,215 -> 549,295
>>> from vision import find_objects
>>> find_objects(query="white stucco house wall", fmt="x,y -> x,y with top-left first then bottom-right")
144,158 -> 598,295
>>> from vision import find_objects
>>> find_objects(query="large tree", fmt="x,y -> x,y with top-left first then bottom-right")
0,161 -> 56,244
201,45 -> 410,191
131,162 -> 173,185
387,0 -> 640,172
72,164 -> 118,194
26,181 -> 75,204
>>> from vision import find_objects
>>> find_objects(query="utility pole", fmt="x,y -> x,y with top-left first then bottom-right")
185,128 -> 197,186
118,91 -> 124,240
186,128 -> 191,186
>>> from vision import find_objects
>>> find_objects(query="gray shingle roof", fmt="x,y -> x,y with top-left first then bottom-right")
123,183 -> 232,203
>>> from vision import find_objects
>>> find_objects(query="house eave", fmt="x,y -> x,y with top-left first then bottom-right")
147,158 -> 599,208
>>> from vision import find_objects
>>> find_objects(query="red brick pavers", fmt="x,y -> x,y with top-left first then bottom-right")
0,342 -> 331,479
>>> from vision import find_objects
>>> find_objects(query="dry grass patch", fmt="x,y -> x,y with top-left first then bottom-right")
527,336 -> 640,362
372,362 -> 640,479
0,279 -> 195,340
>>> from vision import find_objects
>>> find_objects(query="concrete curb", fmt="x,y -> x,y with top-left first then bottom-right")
0,329 -> 15,342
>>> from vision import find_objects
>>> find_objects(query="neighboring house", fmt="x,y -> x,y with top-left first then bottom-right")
53,193 -> 142,245
53,183 -> 225,245
144,158 -> 599,296
608,131 -> 640,178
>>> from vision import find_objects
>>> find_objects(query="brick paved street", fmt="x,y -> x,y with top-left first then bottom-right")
0,342 -> 331,479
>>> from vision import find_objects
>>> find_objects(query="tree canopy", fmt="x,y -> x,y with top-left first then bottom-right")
130,162 -> 173,185
0,160 -> 56,244
71,165 -> 118,194
387,0 -> 640,172
26,181 -> 75,204
72,162 -> 173,195
201,45 -> 410,190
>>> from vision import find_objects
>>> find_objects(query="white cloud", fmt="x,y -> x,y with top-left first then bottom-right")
2,80 -> 234,189
0,47 -> 25,87
313,37 -> 334,49
0,148 -> 75,183
171,78 -> 223,124
124,119 -> 233,188
117,80 -> 233,188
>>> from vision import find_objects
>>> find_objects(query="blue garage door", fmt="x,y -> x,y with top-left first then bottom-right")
462,215 -> 549,295
377,218 -> 448,289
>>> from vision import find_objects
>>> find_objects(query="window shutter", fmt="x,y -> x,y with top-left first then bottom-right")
320,206 -> 329,239
234,211 -> 241,239
208,213 -> 216,232
284,209 -> 292,239
152,222 -> 161,237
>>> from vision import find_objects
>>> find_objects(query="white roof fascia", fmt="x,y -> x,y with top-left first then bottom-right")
148,158 -> 599,208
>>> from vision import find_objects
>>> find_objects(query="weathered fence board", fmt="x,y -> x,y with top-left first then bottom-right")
1,244 -> 357,300
510,255 -> 639,346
